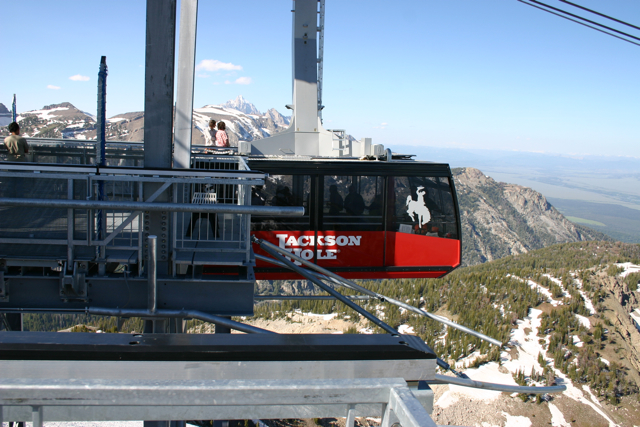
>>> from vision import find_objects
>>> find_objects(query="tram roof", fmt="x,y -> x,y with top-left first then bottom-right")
246,156 -> 453,176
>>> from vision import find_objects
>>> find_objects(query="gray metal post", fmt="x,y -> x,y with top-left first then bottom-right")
143,0 -> 177,276
148,235 -> 157,313
67,179 -> 74,272
173,0 -> 198,169
97,56 -> 107,167
32,406 -> 43,427
97,56 -> 108,275
215,317 -> 232,334
144,0 -> 176,169
317,0 -> 325,121
292,0 -> 319,133
11,94 -> 16,123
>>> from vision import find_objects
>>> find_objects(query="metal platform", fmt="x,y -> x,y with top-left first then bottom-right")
0,331 -> 437,363
0,377 -> 436,427
0,332 -> 437,426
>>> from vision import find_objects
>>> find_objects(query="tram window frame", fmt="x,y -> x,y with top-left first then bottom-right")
389,175 -> 459,239
250,173 -> 313,232
320,175 -> 385,232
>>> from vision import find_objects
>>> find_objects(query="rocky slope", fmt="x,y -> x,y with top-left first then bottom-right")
454,167 -> 610,266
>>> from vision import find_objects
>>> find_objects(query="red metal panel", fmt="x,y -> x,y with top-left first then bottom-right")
253,230 -> 384,269
386,232 -> 460,268
252,230 -> 460,280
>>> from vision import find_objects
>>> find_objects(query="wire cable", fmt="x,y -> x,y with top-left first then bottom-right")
559,0 -> 640,31
525,0 -> 640,41
518,0 -> 640,47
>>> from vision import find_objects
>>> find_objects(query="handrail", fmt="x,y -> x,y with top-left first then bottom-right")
0,198 -> 304,216
429,374 -> 566,394
253,237 -> 503,347
87,307 -> 275,334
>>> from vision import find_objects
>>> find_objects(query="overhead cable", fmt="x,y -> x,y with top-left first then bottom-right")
525,0 -> 640,41
518,0 -> 640,47
559,0 -> 640,31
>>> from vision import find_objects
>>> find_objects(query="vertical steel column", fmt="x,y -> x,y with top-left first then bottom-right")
346,404 -> 356,427
317,0 -> 325,121
173,0 -> 198,169
96,56 -> 108,275
292,0 -> 319,133
144,0 -> 176,169
97,56 -> 108,167
32,406 -> 43,427
143,0 -> 176,275
148,235 -> 157,313
11,94 -> 16,123
145,233 -> 166,421
67,179 -> 75,269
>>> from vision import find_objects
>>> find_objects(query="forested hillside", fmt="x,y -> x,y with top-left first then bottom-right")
254,240 -> 640,408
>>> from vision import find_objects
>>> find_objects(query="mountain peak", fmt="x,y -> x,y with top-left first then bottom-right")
223,96 -> 261,115
43,102 -> 76,110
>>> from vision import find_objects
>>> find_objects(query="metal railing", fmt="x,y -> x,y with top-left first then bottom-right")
0,160 -> 289,274
0,138 -> 236,166
0,138 -> 144,166
0,377 -> 436,427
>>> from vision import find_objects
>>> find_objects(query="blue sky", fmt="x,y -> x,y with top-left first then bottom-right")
2,0 -> 639,157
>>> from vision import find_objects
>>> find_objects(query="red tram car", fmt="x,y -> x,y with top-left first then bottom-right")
247,158 -> 462,280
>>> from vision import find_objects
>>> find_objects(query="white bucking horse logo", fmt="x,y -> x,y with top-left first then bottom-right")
406,186 -> 431,227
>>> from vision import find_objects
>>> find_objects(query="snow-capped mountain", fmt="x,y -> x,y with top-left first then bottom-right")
222,95 -> 262,115
6,102 -> 96,139
191,103 -> 290,146
1,98 -> 291,145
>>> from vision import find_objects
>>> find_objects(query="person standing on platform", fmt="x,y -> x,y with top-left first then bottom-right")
4,122 -> 29,162
215,121 -> 230,147
204,119 -> 217,146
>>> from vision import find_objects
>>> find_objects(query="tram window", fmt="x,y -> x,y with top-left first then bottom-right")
438,177 -> 458,239
251,174 -> 311,231
391,176 -> 458,238
322,175 -> 384,231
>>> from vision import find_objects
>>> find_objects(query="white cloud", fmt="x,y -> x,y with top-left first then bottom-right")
47,85 -> 61,90
197,73 -> 210,78
224,80 -> 232,85
381,122 -> 388,126
69,74 -> 90,81
196,59 -> 242,72
235,77 -> 252,85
